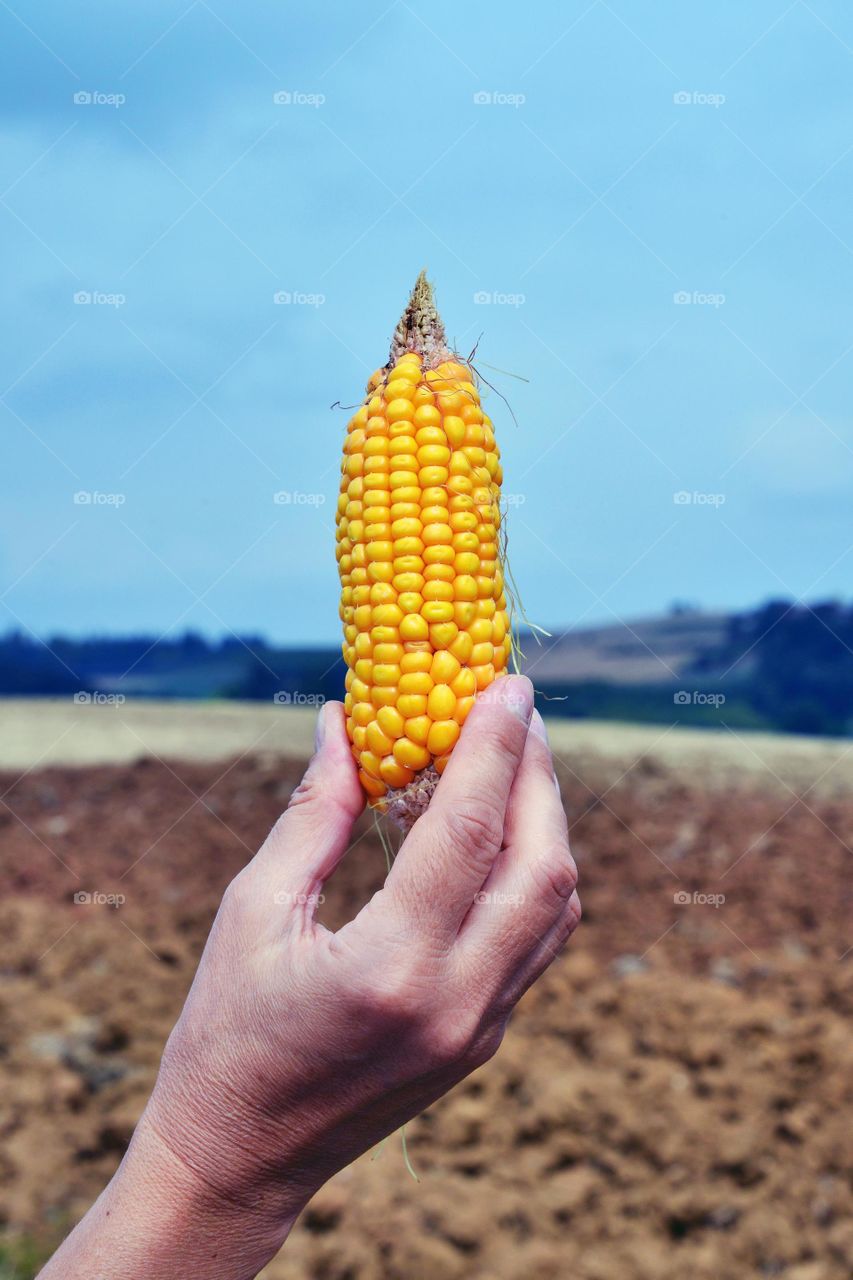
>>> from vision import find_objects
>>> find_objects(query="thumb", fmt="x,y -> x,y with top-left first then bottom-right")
254,701 -> 365,895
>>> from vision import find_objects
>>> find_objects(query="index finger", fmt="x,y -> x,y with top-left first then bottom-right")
382,675 -> 534,942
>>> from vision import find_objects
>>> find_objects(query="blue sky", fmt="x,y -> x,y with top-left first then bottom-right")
2,0 -> 852,645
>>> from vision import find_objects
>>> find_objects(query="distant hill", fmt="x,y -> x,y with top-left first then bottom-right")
522,600 -> 853,736
521,611 -> 733,686
2,599 -> 852,737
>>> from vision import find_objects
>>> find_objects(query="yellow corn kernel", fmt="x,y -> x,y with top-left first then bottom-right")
386,398 -> 415,424
380,757 -> 414,788
372,663 -> 400,687
400,650 -> 432,674
393,737 -> 431,771
366,721 -> 394,757
423,580 -> 454,603
400,613 -> 429,641
429,621 -> 459,650
360,750 -> 382,779
426,683 -> 456,721
454,695 -> 476,725
398,591 -> 424,614
431,651 -> 461,684
450,667 -> 476,698
360,770 -> 387,798
404,715 -> 431,746
448,631 -> 474,663
399,670 -> 433,695
397,693 -> 428,718
427,719 -> 460,756
421,600 -> 454,623
377,705 -> 405,739
371,685 -> 398,709
469,641 -> 494,666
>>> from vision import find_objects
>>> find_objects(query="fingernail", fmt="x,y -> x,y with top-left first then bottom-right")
501,675 -> 534,724
530,709 -> 549,743
314,704 -> 327,752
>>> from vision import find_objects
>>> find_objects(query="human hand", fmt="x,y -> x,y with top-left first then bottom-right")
41,674 -> 580,1279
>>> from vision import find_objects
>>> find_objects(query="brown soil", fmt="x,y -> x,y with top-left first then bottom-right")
1,744 -> 851,1279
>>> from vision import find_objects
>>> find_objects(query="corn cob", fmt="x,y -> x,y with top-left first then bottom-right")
336,272 -> 511,827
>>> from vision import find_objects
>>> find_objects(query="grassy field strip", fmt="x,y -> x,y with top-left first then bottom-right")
1,698 -> 850,794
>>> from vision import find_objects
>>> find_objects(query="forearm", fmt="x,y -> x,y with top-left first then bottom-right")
38,1111 -> 300,1280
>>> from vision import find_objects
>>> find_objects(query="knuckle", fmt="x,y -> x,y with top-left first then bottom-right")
353,955 -> 429,1029
535,842 -> 579,905
565,889 -> 582,933
221,868 -> 254,917
426,1008 -> 485,1067
466,1022 -> 505,1070
442,799 -> 504,859
284,768 -> 322,815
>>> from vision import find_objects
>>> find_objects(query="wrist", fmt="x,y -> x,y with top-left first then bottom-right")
40,1108 -> 305,1280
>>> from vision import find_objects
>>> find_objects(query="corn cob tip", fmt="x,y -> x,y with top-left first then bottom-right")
389,270 -> 453,370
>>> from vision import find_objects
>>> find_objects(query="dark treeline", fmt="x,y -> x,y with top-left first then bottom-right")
2,600 -> 852,737
0,630 -> 345,706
